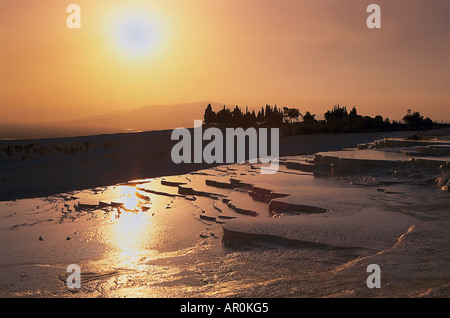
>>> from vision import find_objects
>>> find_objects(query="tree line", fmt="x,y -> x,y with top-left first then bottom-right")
203,103 -> 438,134
204,104 -> 284,127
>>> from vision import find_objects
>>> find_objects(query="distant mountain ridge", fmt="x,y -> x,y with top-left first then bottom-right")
0,102 -> 228,140
58,101 -> 226,131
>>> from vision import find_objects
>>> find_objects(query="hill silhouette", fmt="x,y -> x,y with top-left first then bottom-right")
1,102 -> 228,139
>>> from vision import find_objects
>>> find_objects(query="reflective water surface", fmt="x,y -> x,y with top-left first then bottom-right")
0,135 -> 449,297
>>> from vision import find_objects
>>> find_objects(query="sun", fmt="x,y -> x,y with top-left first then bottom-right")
108,8 -> 164,61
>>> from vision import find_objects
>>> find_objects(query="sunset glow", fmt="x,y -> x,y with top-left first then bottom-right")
106,6 -> 166,62
0,0 -> 448,124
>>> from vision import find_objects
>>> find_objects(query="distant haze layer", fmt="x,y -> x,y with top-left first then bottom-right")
0,102 -> 222,139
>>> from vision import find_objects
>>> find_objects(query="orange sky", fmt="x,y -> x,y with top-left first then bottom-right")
0,0 -> 448,124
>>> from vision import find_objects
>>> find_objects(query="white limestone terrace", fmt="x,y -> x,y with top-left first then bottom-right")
0,129 -> 449,297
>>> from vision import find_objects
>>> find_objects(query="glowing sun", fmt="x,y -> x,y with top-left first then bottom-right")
110,10 -> 162,61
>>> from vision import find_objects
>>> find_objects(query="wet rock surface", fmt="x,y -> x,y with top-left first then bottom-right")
0,131 -> 449,297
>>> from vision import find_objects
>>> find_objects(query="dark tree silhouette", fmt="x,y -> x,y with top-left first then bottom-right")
202,103 -> 438,135
402,109 -> 434,130
203,104 -> 216,125
283,107 -> 301,123
302,111 -> 316,122
216,106 -> 233,125
348,106 -> 358,120
232,106 -> 243,126
324,104 -> 348,122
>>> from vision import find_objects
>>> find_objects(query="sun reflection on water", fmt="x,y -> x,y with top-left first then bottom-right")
84,181 -> 213,297
105,185 -> 158,267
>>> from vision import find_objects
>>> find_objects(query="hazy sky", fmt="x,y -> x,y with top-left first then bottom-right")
0,0 -> 448,123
